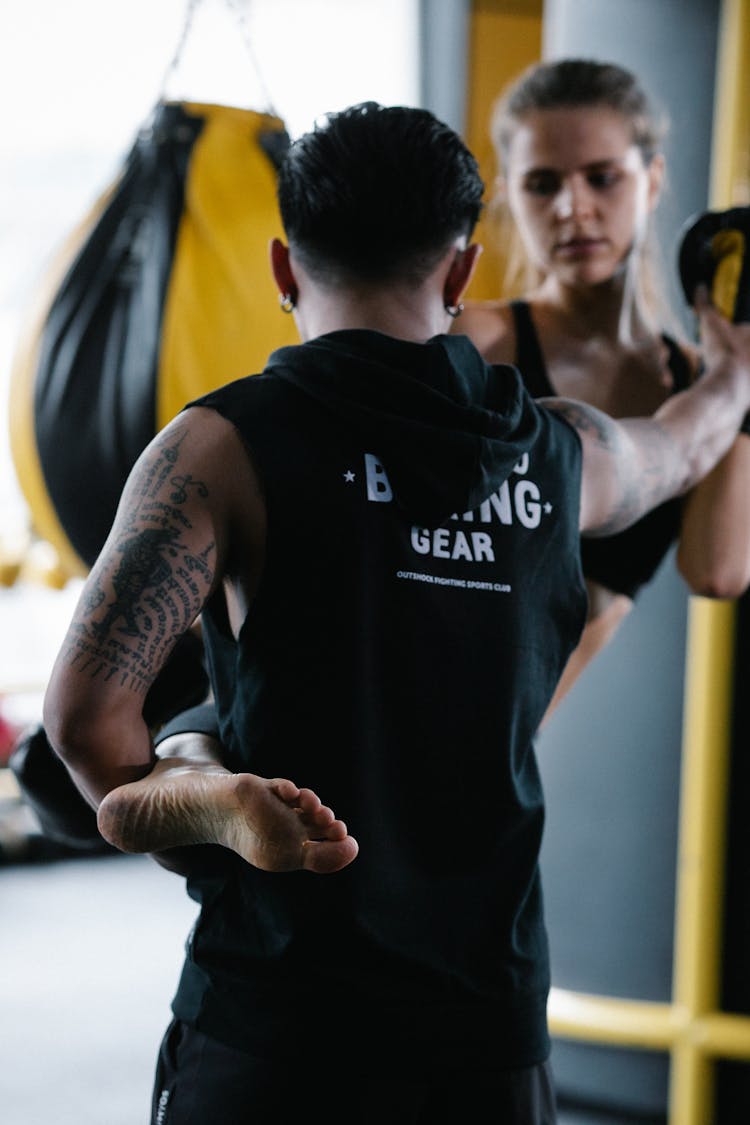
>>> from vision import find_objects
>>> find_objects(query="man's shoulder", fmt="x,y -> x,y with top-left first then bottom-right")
187,367 -> 287,421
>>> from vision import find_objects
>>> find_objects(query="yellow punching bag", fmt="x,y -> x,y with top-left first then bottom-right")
5,6 -> 299,849
9,98 -> 298,581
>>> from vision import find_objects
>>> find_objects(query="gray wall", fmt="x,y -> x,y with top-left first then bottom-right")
536,0 -> 721,1114
418,0 -> 470,132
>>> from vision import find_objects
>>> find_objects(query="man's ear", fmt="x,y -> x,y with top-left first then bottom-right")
270,237 -> 298,302
443,242 -> 483,308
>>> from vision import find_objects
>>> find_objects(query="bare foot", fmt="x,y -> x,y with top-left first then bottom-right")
226,774 -> 359,874
97,762 -> 358,875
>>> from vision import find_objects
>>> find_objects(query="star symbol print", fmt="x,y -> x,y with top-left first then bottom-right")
543,502 -> 553,514
343,470 -> 356,483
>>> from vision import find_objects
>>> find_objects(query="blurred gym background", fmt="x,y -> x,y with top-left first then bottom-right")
1,2 -> 748,1123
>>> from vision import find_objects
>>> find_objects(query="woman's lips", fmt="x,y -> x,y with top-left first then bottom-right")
555,237 -> 606,258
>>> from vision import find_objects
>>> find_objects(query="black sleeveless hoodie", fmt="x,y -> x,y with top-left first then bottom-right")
172,329 -> 587,1072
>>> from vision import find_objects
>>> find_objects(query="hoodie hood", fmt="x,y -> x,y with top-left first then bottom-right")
265,329 -> 541,527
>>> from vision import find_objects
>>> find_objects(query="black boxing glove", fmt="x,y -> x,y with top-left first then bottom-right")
678,206 -> 750,433
679,206 -> 750,320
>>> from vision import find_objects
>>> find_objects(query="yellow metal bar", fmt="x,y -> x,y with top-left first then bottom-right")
666,2 -> 750,1118
548,988 -> 684,1050
549,986 -> 750,1057
547,6 -> 750,1122
670,1045 -> 715,1125
709,0 -> 750,207
697,1013 -> 750,1059
669,597 -> 735,1124
672,598 -> 735,1013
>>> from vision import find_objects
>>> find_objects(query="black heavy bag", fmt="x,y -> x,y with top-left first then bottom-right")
7,99 -> 297,848
10,99 -> 297,580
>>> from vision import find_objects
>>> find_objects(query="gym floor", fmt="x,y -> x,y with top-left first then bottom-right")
0,828 -> 663,1125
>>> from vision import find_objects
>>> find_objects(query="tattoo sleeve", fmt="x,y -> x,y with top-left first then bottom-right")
548,399 -> 682,537
60,425 -> 217,699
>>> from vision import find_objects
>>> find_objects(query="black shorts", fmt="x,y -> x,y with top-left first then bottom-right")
151,1018 -> 557,1125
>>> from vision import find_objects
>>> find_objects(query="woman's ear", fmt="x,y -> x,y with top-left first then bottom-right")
494,174 -> 508,204
646,153 -> 665,214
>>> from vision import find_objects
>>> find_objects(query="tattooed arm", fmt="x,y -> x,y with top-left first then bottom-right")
544,302 -> 750,536
43,407 -> 358,875
42,408 -> 234,807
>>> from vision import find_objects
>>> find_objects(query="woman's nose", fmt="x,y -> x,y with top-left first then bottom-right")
554,177 -> 594,221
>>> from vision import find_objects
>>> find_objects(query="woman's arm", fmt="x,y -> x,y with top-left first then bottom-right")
539,583 -> 633,725
677,434 -> 750,597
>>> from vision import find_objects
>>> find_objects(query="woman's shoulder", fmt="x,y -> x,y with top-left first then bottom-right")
458,298 -> 518,365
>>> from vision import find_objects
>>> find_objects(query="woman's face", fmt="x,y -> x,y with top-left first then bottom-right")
503,105 -> 663,290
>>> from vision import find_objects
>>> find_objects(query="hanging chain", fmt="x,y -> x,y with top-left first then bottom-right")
157,0 -> 202,101
157,0 -> 278,116
224,0 -> 277,116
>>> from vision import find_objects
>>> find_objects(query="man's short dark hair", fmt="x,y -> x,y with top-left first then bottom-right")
277,101 -> 484,288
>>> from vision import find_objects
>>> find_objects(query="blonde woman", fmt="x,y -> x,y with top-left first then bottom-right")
461,58 -> 750,713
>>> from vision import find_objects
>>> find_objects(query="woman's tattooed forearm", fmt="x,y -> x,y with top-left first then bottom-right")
62,427 -> 216,694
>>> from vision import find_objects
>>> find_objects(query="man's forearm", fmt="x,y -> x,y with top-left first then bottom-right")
43,696 -> 156,810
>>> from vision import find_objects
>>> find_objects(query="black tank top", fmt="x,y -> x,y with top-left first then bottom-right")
511,299 -> 692,598
171,329 -> 588,1069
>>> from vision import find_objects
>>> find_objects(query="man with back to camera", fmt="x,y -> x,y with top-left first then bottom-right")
43,102 -> 750,1124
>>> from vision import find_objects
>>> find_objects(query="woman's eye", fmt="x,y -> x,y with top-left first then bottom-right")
588,170 -> 621,190
523,173 -> 559,196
